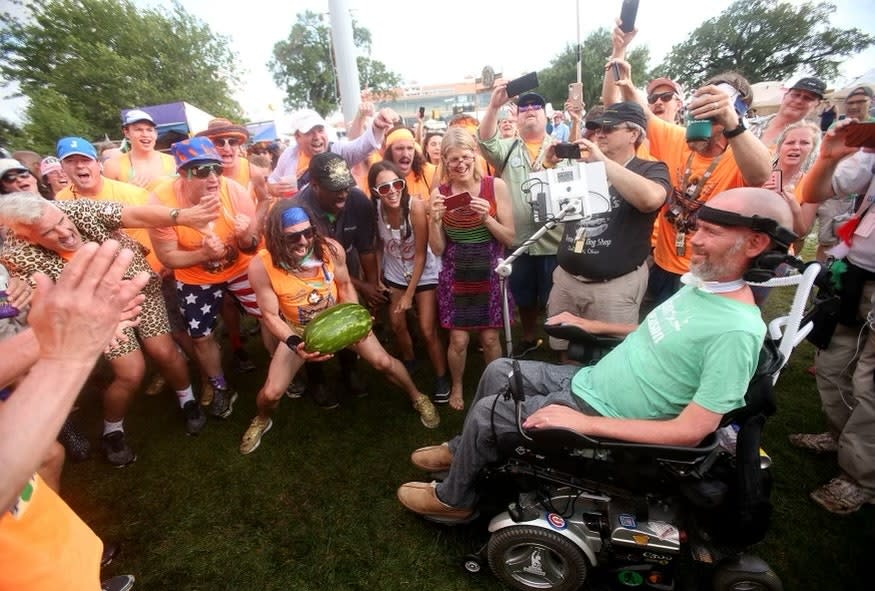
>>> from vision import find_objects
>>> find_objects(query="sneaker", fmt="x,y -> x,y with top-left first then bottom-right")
432,374 -> 450,405
233,348 -> 256,373
182,400 -> 206,435
810,475 -> 875,514
413,394 -> 440,429
101,574 -> 135,591
58,416 -> 91,463
310,382 -> 339,409
200,382 -> 214,407
144,374 -> 166,396
285,374 -> 306,399
239,416 -> 273,455
101,431 -> 136,468
789,432 -> 838,453
208,386 -> 238,419
512,338 -> 542,359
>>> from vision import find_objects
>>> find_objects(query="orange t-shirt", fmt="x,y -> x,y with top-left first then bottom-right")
111,151 -> 177,191
259,249 -> 338,332
406,162 -> 436,202
150,177 -> 256,285
56,177 -> 163,272
647,117 -> 746,275
0,474 -> 102,591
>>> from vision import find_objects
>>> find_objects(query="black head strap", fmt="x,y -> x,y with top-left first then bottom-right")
695,205 -> 798,249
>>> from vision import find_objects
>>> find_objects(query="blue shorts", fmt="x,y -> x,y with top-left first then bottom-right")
508,253 -> 557,308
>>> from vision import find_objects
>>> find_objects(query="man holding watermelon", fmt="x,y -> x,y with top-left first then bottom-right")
239,203 -> 439,454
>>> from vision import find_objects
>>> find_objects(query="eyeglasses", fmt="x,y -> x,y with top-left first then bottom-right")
213,137 -> 241,148
373,178 -> 406,196
1,171 -> 31,183
283,227 -> 314,243
518,104 -> 543,113
445,155 -> 475,167
186,164 -> 223,179
647,91 -> 677,104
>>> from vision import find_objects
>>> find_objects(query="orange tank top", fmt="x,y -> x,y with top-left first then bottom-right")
259,249 -> 338,332
152,178 -> 252,284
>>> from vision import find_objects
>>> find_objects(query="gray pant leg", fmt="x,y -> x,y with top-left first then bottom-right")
813,280 -> 875,432
439,358 -> 579,508
841,306 -> 875,492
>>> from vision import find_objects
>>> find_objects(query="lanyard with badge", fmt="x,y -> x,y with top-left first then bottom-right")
664,152 -> 723,256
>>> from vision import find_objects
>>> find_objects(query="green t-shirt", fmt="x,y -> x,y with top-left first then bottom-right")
572,285 -> 765,419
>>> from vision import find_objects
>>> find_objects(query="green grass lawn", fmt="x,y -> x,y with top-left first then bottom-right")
64,283 -> 872,590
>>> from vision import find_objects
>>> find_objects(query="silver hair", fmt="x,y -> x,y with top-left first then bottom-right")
626,122 -> 646,148
0,191 -> 53,227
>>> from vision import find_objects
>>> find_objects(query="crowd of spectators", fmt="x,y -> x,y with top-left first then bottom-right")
2,17 -> 875,588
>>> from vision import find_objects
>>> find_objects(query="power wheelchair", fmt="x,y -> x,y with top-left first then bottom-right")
454,260 -> 837,591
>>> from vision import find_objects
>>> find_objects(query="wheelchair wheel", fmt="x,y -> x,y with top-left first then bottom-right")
712,566 -> 783,591
487,525 -> 588,591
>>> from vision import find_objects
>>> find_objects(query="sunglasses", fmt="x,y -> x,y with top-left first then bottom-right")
1,171 -> 31,183
373,178 -> 406,196
283,227 -> 315,242
647,91 -> 677,104
186,164 -> 223,179
590,124 -> 630,135
518,104 -> 543,113
213,137 -> 241,148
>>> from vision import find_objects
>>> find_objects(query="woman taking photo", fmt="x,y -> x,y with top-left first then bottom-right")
370,161 -> 450,404
429,128 -> 515,410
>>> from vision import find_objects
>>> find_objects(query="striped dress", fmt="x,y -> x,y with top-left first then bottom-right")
437,176 -> 509,329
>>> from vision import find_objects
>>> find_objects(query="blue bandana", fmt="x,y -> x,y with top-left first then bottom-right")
281,207 -> 310,228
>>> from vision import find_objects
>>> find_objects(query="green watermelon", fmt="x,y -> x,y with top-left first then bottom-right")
303,303 -> 373,353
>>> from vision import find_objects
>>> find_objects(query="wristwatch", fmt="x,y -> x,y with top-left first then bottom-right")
169,208 -> 181,223
722,121 -> 746,139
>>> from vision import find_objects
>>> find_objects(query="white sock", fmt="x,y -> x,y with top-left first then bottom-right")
103,419 -> 124,436
175,386 -> 195,407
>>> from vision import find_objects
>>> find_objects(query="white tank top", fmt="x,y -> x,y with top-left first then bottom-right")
377,202 -> 440,287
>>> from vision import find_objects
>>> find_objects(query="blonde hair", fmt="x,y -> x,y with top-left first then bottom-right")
439,127 -> 483,184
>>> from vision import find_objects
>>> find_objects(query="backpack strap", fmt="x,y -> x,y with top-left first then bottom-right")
496,139 -> 520,177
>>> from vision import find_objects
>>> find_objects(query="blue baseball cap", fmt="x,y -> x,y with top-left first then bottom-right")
56,136 -> 98,161
170,136 -> 222,172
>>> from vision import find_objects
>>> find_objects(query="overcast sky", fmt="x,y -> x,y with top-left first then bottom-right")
2,0 -> 874,125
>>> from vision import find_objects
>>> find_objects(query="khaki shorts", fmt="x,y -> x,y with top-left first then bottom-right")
546,264 -> 648,351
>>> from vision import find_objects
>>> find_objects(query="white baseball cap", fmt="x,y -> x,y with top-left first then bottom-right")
290,109 -> 328,134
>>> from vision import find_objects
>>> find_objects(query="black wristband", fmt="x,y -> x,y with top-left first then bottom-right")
722,121 -> 746,139
285,335 -> 303,350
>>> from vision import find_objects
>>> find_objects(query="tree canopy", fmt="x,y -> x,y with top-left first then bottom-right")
269,10 -> 401,116
659,0 -> 875,88
538,28 -> 651,111
0,0 -> 243,153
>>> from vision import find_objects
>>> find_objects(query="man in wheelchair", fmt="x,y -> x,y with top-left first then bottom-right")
398,187 -> 794,524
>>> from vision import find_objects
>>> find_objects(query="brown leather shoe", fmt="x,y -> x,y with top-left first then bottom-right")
397,481 -> 474,524
411,443 -> 453,471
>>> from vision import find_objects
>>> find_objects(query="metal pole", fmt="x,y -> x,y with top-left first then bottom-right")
495,203 -> 577,358
328,0 -> 361,122
576,0 -> 582,83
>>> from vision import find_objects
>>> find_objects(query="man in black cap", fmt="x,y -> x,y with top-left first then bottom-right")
479,87 -> 562,357
843,86 -> 874,122
749,76 -> 827,152
542,102 -> 671,360
291,152 -> 381,407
